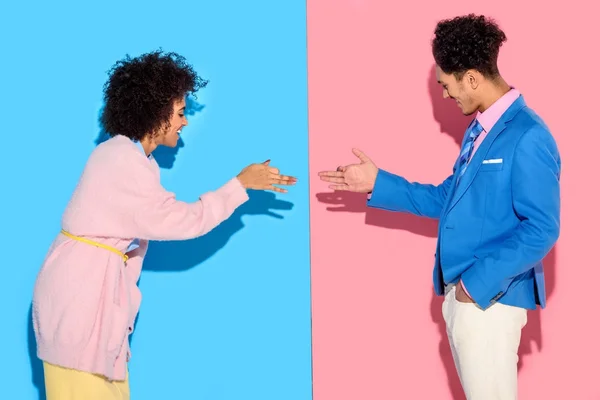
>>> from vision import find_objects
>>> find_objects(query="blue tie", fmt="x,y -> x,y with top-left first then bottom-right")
456,119 -> 484,184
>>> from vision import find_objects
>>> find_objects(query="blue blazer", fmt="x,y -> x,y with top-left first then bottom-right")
367,96 -> 561,310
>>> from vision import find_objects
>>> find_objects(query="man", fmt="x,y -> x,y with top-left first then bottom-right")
318,14 -> 560,400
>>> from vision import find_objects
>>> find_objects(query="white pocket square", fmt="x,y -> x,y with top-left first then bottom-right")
482,158 -> 503,164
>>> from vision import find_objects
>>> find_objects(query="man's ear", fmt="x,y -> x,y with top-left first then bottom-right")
465,69 -> 481,90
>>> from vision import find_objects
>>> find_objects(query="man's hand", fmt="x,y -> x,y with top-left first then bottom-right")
455,283 -> 475,303
318,148 -> 379,193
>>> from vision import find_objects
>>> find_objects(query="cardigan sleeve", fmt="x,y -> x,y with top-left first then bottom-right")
123,158 -> 249,241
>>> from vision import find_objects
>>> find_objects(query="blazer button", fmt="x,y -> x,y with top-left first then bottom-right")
491,291 -> 503,302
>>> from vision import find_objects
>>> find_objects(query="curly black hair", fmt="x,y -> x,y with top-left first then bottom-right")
432,14 -> 507,79
100,50 -> 207,141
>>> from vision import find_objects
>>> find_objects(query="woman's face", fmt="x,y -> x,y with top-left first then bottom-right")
156,97 -> 188,148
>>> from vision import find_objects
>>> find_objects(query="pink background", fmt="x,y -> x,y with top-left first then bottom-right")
308,1 -> 599,399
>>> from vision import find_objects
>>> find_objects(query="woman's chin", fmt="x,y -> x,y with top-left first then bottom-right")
165,139 -> 179,148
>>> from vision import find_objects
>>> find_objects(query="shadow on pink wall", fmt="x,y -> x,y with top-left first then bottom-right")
315,64 -> 557,399
426,64 -> 558,399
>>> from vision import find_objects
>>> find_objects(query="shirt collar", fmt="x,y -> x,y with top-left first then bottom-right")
475,88 -> 521,133
134,140 -> 153,160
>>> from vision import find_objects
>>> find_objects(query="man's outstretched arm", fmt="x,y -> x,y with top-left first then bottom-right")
367,169 -> 454,219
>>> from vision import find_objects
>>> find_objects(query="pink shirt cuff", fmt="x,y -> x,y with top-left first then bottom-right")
460,280 -> 471,298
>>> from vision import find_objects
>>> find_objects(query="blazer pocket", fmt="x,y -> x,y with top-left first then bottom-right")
479,162 -> 504,172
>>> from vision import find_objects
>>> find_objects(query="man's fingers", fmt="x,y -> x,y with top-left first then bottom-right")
337,165 -> 347,172
352,148 -> 370,163
319,176 -> 345,184
328,184 -> 350,191
318,170 -> 344,178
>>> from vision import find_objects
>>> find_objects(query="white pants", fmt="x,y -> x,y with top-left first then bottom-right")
442,285 -> 527,400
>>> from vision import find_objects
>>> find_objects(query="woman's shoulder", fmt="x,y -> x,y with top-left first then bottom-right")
73,136 -> 159,194
95,134 -> 137,153
90,135 -> 154,170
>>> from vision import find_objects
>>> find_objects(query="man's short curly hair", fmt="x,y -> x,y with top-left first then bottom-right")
100,50 -> 207,141
432,14 -> 507,79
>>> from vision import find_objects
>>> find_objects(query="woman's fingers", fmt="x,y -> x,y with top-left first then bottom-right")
265,165 -> 296,185
246,162 -> 296,192
252,183 -> 287,193
269,185 -> 287,193
270,175 -> 296,185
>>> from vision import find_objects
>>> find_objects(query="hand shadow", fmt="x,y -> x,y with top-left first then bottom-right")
143,190 -> 294,272
315,191 -> 437,237
127,190 -> 294,354
314,70 -> 455,395
93,95 -> 205,170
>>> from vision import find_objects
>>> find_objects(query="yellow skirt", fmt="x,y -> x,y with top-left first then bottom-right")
43,362 -> 130,400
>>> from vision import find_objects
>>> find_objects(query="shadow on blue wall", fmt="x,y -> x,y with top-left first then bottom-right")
94,95 -> 205,169
130,189 -> 294,349
27,306 -> 44,400
144,190 -> 293,272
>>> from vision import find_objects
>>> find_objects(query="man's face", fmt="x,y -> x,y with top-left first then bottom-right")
435,65 -> 478,116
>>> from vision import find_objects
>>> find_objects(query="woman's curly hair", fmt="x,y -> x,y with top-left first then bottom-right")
432,14 -> 507,79
100,50 -> 207,141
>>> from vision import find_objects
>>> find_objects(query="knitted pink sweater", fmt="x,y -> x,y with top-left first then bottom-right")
32,135 -> 249,380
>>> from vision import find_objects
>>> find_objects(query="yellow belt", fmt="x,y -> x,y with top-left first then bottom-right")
60,229 -> 129,263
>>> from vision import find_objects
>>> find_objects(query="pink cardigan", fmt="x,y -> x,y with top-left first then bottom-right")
32,135 -> 249,381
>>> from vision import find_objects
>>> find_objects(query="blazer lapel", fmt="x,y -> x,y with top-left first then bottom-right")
445,96 -> 527,213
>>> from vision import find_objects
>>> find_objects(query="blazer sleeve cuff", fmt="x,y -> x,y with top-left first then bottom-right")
366,169 -> 400,209
461,265 -> 510,310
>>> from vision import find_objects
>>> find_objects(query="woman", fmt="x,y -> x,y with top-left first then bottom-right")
32,50 -> 296,399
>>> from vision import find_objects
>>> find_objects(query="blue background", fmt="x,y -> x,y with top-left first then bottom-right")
0,1 -> 312,399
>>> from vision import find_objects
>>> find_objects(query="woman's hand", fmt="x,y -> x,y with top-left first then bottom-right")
237,160 -> 297,193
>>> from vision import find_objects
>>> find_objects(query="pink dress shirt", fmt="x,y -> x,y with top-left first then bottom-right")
460,88 -> 521,297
